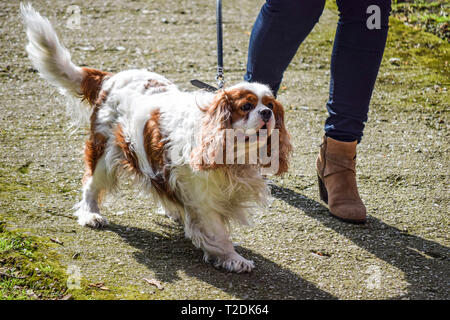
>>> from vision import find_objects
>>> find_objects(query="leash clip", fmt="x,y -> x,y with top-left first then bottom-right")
216,66 -> 224,89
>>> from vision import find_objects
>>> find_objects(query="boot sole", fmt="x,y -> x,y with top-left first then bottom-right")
317,174 -> 366,224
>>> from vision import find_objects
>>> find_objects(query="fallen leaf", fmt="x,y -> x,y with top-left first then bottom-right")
143,278 -> 164,290
88,282 -> 109,290
89,282 -> 105,288
310,250 -> 331,258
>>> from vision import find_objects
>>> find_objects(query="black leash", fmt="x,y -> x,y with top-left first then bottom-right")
215,0 -> 224,89
190,0 -> 224,92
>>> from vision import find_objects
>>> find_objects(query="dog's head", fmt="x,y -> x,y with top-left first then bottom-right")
191,82 -> 292,175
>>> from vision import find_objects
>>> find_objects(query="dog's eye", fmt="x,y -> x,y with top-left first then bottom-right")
267,102 -> 273,110
241,103 -> 253,112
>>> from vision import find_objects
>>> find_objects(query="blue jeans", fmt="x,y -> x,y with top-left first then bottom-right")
244,0 -> 391,142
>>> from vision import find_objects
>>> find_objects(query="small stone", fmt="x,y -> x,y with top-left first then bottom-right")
389,57 -> 401,66
79,46 -> 95,51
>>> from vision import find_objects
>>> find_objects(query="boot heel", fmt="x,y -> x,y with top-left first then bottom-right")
317,175 -> 328,204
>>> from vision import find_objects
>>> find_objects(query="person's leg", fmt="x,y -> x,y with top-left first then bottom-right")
317,0 -> 391,224
325,0 -> 391,142
244,0 -> 326,95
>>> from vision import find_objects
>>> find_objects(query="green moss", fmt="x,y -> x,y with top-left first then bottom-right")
17,162 -> 32,175
391,1 -> 449,41
0,222 -> 68,299
0,221 -> 151,300
384,18 -> 449,77
70,283 -> 151,300
0,163 -> 70,198
379,17 -> 450,115
325,0 -> 338,11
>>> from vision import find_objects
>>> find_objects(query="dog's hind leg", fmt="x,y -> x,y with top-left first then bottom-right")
75,155 -> 111,228
75,134 -> 112,228
184,209 -> 254,273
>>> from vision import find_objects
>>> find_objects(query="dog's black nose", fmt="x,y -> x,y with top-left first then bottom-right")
259,108 -> 272,122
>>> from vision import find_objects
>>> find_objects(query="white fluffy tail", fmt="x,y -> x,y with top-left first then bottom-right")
20,3 -> 83,97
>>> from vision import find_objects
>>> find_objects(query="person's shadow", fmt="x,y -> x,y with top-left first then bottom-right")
270,184 -> 450,299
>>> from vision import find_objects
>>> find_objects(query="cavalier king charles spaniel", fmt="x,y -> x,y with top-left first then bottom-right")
21,4 -> 292,273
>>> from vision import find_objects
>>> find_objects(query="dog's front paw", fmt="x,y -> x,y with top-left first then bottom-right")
76,211 -> 108,228
215,253 -> 255,273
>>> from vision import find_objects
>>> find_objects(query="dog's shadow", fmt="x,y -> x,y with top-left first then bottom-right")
107,219 -> 335,299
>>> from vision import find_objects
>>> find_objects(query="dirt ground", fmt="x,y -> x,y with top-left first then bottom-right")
0,0 -> 448,299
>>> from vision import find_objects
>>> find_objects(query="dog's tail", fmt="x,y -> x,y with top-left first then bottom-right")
20,3 -> 110,124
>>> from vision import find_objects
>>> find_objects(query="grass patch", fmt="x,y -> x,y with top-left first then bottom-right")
380,17 -> 449,115
384,17 -> 449,78
17,161 -> 32,175
0,221 -> 69,300
392,0 -> 449,41
325,0 -> 338,11
0,221 -> 153,300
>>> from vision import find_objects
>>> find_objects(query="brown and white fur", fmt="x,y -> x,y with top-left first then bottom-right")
21,4 -> 292,273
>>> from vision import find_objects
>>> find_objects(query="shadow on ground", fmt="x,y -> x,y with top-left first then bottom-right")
270,184 -> 450,299
105,183 -> 449,299
107,220 -> 336,299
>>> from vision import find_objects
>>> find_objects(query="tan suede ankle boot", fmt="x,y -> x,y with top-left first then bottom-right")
316,135 -> 366,224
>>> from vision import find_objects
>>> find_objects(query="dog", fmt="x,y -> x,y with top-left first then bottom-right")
20,3 -> 292,273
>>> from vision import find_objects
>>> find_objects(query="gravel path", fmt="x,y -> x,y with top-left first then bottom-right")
0,0 -> 448,299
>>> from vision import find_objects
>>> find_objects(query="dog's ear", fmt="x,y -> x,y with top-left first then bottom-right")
191,90 -> 232,170
264,99 -> 292,175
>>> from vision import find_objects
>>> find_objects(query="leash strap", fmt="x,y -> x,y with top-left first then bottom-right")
216,0 -> 224,89
190,0 -> 224,91
190,79 -> 218,92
